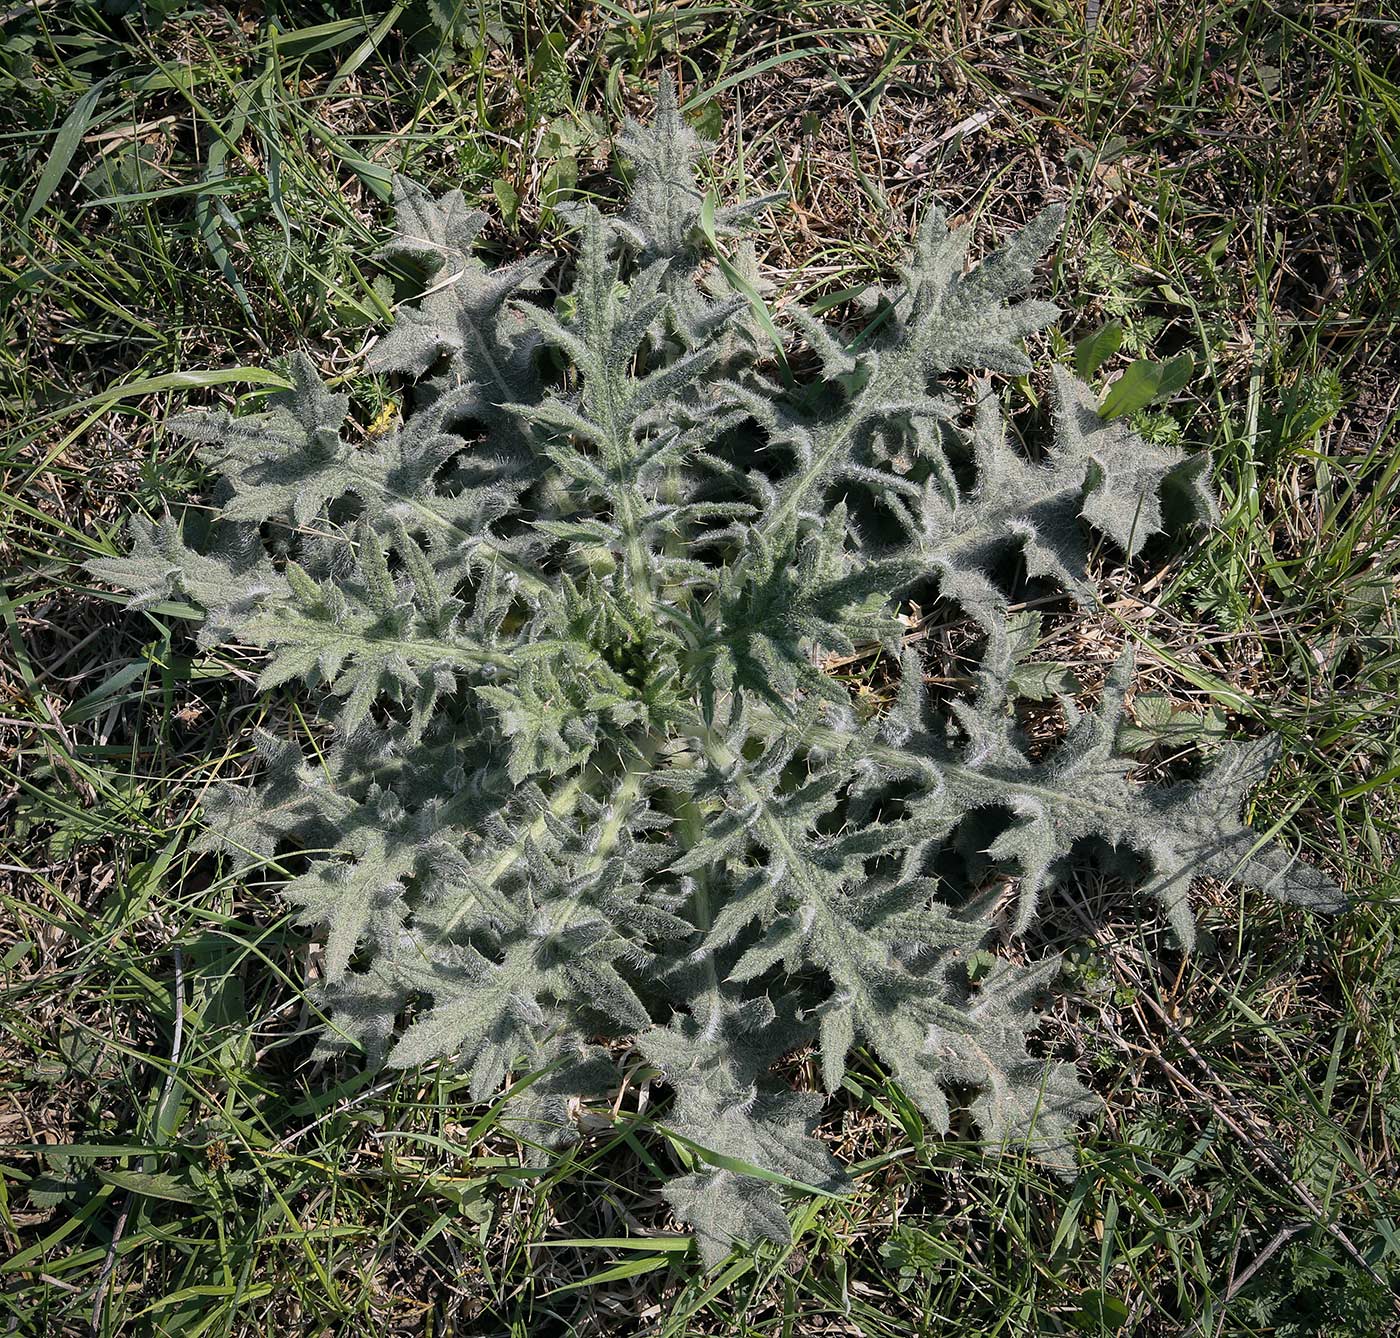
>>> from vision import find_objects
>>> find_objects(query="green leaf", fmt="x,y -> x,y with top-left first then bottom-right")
697,188 -> 788,374
1099,352 -> 1195,419
1073,321 -> 1123,379
1072,1290 -> 1131,1332
542,1254 -> 671,1296
539,153 -> 578,224
492,177 -> 520,225
95,1169 -> 204,1205
1010,661 -> 1083,701
21,79 -> 107,229
1117,694 -> 1228,753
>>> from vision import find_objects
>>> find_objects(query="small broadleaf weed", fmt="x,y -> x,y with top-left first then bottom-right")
91,78 -> 1343,1266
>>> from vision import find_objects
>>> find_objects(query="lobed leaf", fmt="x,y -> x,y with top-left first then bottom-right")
86,77 -> 1341,1272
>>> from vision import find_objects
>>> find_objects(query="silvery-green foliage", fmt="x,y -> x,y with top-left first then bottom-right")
90,77 -> 1343,1267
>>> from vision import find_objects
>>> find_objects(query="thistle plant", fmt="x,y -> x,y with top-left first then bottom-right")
90,79 -> 1342,1265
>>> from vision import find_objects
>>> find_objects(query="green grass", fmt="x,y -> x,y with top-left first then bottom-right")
2,2 -> 1397,1333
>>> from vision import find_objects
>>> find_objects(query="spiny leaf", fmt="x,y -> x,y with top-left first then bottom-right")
86,78 -> 1341,1274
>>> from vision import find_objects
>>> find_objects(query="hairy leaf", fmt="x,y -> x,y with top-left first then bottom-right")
89,74 -> 1341,1269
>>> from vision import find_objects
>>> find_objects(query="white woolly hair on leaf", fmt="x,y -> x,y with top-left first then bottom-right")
85,76 -> 1344,1271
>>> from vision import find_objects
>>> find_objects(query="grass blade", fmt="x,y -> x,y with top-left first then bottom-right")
20,79 -> 107,229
